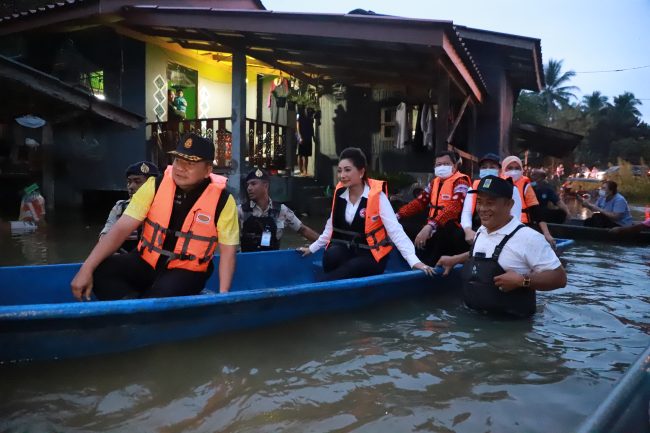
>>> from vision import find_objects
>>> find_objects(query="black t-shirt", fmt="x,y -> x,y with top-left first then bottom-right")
532,182 -> 559,209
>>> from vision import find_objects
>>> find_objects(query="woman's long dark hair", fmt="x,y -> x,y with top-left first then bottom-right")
339,147 -> 368,181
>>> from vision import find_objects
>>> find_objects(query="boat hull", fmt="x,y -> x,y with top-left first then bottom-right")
576,344 -> 650,433
549,220 -> 650,244
0,241 -> 574,363
0,250 -> 459,363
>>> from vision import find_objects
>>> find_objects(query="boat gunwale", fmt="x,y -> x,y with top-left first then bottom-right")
0,239 -> 574,322
0,268 -> 445,321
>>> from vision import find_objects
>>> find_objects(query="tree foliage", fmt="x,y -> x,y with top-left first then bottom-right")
514,59 -> 648,165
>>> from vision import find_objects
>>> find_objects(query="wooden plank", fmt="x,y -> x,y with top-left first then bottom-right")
446,95 -> 471,144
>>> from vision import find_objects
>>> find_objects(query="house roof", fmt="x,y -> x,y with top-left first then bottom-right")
513,122 -> 583,157
456,26 -> 544,92
119,6 -> 488,102
0,54 -> 144,127
0,0 -> 265,34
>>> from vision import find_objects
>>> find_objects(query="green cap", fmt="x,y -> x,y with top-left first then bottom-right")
24,183 -> 39,195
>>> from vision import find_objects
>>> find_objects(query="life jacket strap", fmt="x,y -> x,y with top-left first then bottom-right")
140,218 -> 218,263
331,226 -> 392,250
365,225 -> 393,249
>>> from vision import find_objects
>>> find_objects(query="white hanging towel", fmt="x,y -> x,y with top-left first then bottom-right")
395,102 -> 407,149
421,104 -> 434,149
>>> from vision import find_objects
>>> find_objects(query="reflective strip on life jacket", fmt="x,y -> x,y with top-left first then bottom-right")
138,166 -> 227,272
327,178 -> 393,262
428,170 -> 470,219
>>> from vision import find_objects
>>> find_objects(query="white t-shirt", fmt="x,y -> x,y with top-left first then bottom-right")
472,216 -> 561,276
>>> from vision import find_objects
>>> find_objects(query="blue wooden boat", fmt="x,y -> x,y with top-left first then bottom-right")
576,343 -> 650,433
0,239 -> 574,363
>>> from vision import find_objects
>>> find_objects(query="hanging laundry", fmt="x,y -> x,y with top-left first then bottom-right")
269,77 -> 289,126
421,104 -> 434,150
395,102 -> 407,149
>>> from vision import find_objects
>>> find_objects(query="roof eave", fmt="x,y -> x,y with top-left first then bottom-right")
0,55 -> 143,128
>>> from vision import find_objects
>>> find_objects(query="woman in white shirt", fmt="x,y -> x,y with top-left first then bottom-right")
297,147 -> 433,280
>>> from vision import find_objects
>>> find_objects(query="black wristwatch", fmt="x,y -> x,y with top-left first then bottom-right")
522,275 -> 531,288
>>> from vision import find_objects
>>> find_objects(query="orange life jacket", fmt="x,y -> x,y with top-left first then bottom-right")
428,170 -> 470,220
138,166 -> 227,272
327,178 -> 393,262
469,178 -> 481,215
505,175 -> 532,223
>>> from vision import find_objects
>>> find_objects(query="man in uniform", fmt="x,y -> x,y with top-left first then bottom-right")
436,175 -> 566,317
100,161 -> 159,252
71,133 -> 239,301
529,169 -> 571,224
239,167 -> 319,252
397,151 -> 471,265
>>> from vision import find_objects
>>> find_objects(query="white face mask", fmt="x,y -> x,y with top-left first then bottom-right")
505,169 -> 522,182
479,168 -> 499,179
434,165 -> 453,179
598,189 -> 607,198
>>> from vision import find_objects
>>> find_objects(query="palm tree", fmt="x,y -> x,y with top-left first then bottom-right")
581,91 -> 610,117
612,92 -> 641,118
608,92 -> 642,133
541,59 -> 579,120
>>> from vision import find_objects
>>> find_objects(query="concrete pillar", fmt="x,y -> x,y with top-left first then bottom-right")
435,74 -> 450,154
229,49 -> 247,202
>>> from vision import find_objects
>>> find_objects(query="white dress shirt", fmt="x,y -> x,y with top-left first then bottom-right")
309,184 -> 421,268
472,216 -> 561,276
461,184 -> 522,229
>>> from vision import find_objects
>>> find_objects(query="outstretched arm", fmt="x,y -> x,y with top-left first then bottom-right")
495,266 -> 566,292
71,215 -> 142,301
397,186 -> 431,219
218,244 -> 236,293
436,251 -> 470,276
298,224 -> 320,242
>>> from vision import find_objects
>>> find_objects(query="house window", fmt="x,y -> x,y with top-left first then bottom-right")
380,107 -> 396,139
81,70 -> 105,100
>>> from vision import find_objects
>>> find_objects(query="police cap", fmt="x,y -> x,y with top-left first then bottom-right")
125,161 -> 160,178
168,133 -> 214,162
245,167 -> 270,183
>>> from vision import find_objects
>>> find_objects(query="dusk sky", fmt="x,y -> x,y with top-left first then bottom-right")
264,0 -> 650,122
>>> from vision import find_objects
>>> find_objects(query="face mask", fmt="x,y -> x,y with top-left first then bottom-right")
505,170 -> 522,182
598,189 -> 607,198
434,165 -> 453,179
479,168 -> 499,179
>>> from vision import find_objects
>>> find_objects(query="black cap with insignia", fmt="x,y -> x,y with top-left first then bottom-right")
125,161 -> 159,178
168,133 -> 215,162
245,167 -> 270,182
469,175 -> 513,199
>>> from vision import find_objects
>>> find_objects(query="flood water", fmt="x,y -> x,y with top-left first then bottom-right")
0,214 -> 649,433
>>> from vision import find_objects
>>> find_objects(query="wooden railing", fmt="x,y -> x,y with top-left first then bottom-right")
147,117 -> 287,171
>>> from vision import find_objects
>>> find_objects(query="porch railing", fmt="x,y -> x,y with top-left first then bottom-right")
147,117 -> 287,171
